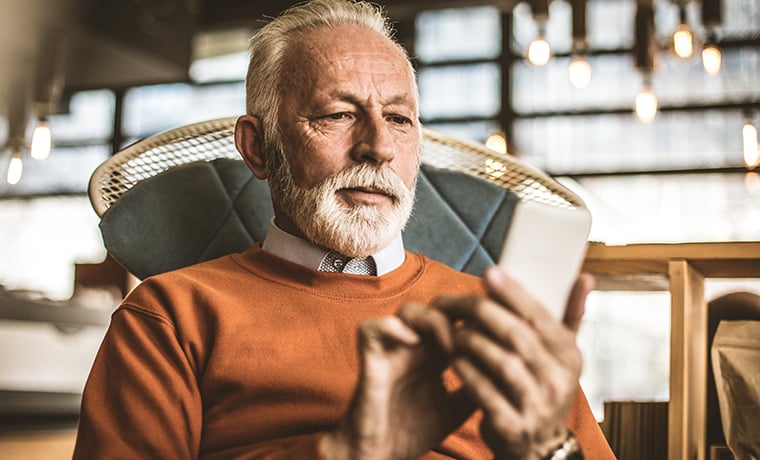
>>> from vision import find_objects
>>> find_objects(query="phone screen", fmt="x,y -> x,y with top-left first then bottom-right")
498,201 -> 592,320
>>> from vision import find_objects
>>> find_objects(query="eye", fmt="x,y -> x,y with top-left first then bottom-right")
388,115 -> 412,125
327,112 -> 351,120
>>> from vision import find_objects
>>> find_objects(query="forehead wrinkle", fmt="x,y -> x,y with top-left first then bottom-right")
279,25 -> 416,110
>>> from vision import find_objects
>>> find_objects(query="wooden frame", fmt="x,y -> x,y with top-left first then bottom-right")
583,241 -> 760,460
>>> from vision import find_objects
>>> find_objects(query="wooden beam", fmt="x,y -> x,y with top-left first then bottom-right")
668,260 -> 707,460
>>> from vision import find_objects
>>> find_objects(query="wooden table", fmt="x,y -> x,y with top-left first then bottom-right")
582,241 -> 760,460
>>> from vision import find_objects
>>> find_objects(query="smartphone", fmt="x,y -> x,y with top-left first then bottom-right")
497,200 -> 592,320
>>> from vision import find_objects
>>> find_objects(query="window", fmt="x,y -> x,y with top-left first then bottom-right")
123,81 -> 244,142
414,0 -> 760,420
0,90 -> 115,197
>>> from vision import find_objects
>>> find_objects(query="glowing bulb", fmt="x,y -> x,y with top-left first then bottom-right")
30,119 -> 51,160
6,150 -> 23,185
743,122 -> 759,169
673,24 -> 694,59
568,57 -> 592,89
485,133 -> 507,154
702,44 -> 722,76
635,88 -> 658,123
527,36 -> 551,66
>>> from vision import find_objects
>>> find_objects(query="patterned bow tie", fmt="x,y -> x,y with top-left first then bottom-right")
318,251 -> 377,276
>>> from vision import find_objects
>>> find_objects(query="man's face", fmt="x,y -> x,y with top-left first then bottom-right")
267,24 -> 421,257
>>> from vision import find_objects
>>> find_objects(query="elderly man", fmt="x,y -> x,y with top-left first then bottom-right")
74,0 -> 614,459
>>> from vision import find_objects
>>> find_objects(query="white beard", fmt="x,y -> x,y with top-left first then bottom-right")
267,150 -> 417,258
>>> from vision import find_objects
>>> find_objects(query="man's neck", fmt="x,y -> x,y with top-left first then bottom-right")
261,219 -> 406,276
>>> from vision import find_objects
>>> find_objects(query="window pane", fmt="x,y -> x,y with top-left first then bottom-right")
722,0 -> 760,35
652,48 -> 760,107
418,64 -> 500,119
0,145 -> 111,197
512,55 -> 638,113
653,0 -> 760,38
49,90 -> 115,143
513,0 -> 636,54
416,6 -> 501,63
425,120 -> 501,144
0,196 -> 105,299
579,291 -> 670,420
123,82 -> 245,138
587,0 -> 636,50
567,172 -> 760,243
514,110 -> 745,173
513,48 -> 760,113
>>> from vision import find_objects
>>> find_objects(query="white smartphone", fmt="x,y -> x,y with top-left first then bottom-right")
498,200 -> 592,320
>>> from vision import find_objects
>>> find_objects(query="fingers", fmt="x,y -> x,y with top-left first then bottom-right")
452,356 -> 520,420
358,315 -> 420,353
453,328 -> 539,409
426,269 -> 589,457
451,298 -> 557,380
453,353 -> 572,458
357,304 -> 456,371
397,302 -> 455,354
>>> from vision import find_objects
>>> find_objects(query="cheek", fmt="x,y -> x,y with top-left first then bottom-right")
396,142 -> 421,191
284,139 -> 349,189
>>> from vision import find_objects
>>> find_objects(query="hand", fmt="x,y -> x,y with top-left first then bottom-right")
432,266 -> 594,459
321,303 -> 475,460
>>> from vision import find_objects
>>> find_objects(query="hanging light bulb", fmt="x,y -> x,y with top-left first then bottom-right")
569,0 -> 591,89
30,117 -> 51,160
528,31 -> 551,66
701,0 -> 723,74
701,31 -> 722,76
633,1 -> 657,123
672,3 -> 694,59
635,89 -> 658,123
568,56 -> 592,88
6,80 -> 27,186
485,132 -> 508,154
743,119 -> 759,169
527,0 -> 551,66
701,44 -> 721,75
673,24 -> 694,58
6,149 -> 23,185
635,76 -> 658,123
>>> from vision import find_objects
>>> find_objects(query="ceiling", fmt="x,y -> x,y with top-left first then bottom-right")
0,0 -> 518,134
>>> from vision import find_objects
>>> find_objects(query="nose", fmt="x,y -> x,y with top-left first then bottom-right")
350,116 -> 396,164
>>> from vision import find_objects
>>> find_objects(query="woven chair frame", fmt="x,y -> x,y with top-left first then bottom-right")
89,117 -> 585,217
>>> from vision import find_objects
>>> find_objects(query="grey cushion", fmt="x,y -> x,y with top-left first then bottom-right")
100,159 -> 518,279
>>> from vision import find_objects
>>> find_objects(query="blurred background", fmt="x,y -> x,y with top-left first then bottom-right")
0,0 -> 758,457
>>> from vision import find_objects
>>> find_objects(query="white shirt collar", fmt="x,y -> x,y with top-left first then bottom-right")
261,218 -> 406,276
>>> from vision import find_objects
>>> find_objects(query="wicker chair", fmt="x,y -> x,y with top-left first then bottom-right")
89,117 -> 586,279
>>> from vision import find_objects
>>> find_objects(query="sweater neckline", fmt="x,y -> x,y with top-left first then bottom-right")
231,245 -> 428,301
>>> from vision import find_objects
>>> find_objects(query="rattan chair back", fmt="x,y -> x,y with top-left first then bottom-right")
89,117 -> 584,217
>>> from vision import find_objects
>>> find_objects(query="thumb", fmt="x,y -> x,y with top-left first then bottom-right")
563,273 -> 594,332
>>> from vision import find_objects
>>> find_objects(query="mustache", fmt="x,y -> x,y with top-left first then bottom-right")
322,163 -> 410,202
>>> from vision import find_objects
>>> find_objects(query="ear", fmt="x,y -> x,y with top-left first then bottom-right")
234,115 -> 268,180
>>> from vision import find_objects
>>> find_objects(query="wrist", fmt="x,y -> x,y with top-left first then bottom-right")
541,431 -> 583,460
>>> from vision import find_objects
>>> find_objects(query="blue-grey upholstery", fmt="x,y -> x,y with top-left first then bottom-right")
100,158 -> 519,280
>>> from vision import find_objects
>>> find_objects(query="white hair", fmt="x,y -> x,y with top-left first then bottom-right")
245,0 -> 415,154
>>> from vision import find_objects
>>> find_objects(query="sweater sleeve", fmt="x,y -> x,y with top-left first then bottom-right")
73,304 -> 335,460
567,386 -> 617,459
73,305 -> 204,459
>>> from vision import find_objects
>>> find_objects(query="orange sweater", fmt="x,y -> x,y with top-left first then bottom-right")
74,245 -> 614,459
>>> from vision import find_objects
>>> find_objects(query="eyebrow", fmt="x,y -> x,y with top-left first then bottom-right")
328,91 -> 415,109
